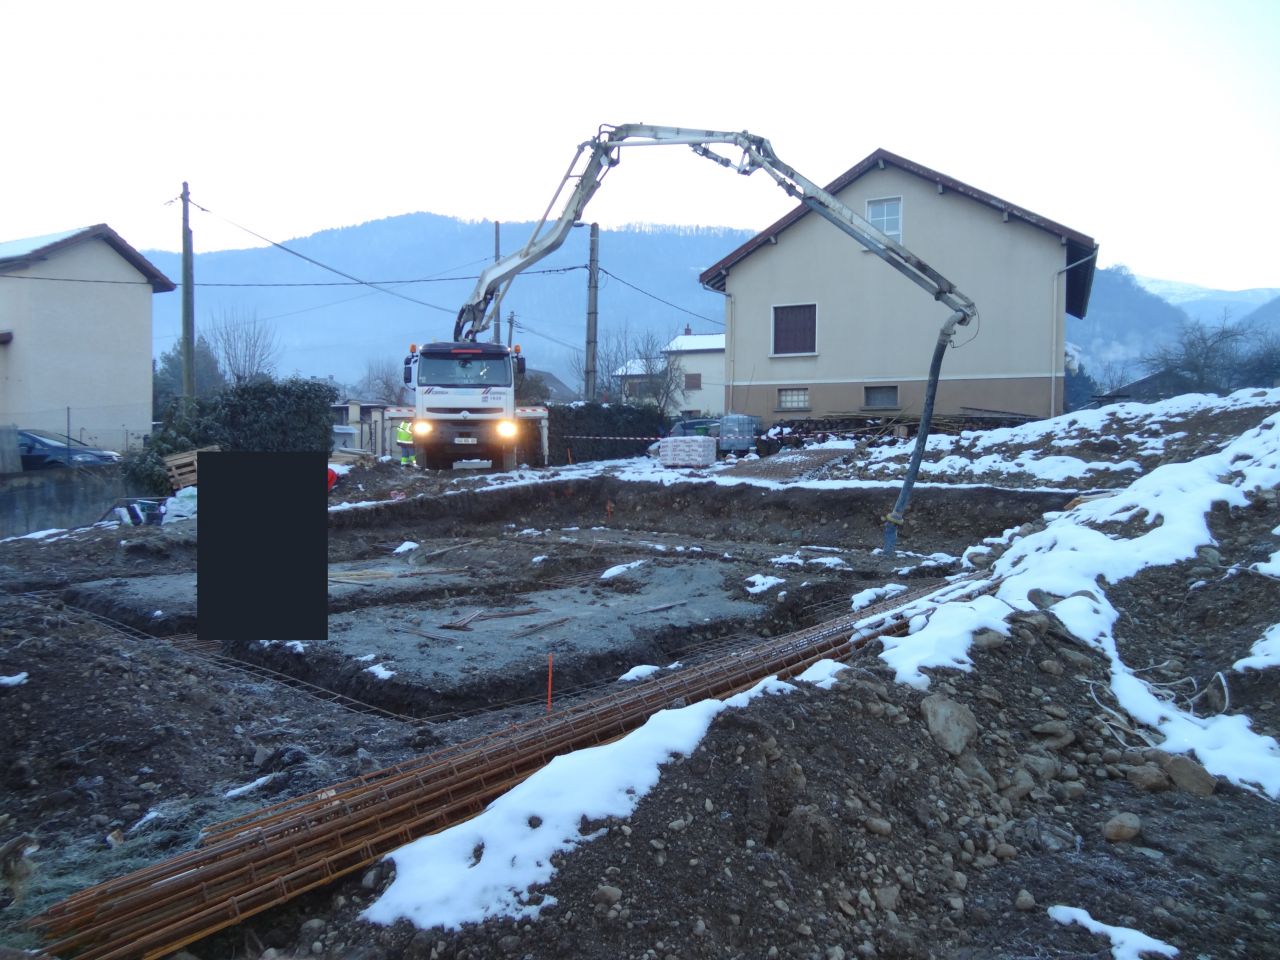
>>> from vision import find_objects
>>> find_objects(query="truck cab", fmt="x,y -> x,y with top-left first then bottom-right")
403,341 -> 547,471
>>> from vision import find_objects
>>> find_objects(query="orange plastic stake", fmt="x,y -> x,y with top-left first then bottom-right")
546,653 -> 554,714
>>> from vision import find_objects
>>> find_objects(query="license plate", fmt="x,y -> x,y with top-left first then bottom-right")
454,437 -> 478,445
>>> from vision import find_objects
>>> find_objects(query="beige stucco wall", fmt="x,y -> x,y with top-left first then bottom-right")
669,349 -> 726,416
0,239 -> 156,451
719,166 -> 1069,423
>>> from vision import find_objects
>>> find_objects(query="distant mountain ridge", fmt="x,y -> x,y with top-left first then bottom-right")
1134,274 -> 1280,324
145,214 -> 752,387
144,213 -> 1279,393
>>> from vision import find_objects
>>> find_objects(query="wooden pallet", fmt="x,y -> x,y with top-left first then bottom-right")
162,446 -> 219,491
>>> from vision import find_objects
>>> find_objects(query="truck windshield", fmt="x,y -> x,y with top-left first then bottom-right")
418,356 -> 512,387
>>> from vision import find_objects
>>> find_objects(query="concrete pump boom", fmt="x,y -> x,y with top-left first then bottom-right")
452,123 -> 979,557
452,124 -> 977,342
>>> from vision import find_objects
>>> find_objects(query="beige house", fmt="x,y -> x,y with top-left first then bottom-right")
699,149 -> 1097,423
663,326 -> 725,417
0,225 -> 174,451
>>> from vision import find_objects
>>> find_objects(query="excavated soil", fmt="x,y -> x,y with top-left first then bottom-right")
2,396 -> 1280,960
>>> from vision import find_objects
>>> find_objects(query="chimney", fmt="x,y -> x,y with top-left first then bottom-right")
684,324 -> 692,336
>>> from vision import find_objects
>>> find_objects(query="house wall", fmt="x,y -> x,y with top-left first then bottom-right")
0,239 -> 156,450
720,166 -> 1068,424
670,349 -> 726,416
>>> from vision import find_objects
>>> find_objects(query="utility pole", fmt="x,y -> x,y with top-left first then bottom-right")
585,222 -> 599,401
492,221 -> 503,344
181,182 -> 195,399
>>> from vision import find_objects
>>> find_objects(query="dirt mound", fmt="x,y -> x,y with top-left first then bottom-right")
3,392 -> 1279,959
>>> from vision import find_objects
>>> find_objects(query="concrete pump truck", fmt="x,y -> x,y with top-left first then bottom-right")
403,124 -> 977,538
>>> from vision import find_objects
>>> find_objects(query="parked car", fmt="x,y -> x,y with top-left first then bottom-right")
18,429 -> 122,470
667,418 -> 720,438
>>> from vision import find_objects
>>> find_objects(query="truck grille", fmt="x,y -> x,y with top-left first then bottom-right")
425,407 -> 504,414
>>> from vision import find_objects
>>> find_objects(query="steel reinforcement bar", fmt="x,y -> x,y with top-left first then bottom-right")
30,579 -> 993,960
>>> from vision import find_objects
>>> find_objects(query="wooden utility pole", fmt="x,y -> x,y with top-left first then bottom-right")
492,221 -> 503,344
585,222 -> 599,401
181,182 -> 195,399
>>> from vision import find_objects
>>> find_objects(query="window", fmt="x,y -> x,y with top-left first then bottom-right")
864,385 -> 899,409
773,304 -> 816,354
418,355 -> 511,387
867,197 -> 902,242
778,388 -> 809,411
684,372 -> 702,391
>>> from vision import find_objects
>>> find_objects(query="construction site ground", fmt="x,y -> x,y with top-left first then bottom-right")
2,390 -> 1279,960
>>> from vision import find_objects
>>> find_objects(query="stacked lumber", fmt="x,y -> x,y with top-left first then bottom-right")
161,446 -> 219,492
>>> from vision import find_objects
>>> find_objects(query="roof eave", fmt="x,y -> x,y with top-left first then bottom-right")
698,148 -> 1097,294
0,224 -> 176,293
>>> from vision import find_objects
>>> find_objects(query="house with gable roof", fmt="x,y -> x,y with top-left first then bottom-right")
663,325 -> 725,417
698,149 -> 1097,424
0,225 -> 174,455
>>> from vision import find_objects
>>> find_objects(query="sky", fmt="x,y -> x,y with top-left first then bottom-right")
3,0 -> 1278,290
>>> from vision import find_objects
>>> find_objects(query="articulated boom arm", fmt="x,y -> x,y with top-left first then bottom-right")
453,124 -> 977,341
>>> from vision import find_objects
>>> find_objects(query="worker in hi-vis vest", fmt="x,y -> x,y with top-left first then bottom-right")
395,420 -> 415,466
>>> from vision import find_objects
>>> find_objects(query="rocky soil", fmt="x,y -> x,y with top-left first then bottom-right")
2,394 -> 1279,960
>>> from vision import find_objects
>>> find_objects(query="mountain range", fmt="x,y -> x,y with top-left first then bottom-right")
145,214 -> 752,389
144,213 -> 1280,392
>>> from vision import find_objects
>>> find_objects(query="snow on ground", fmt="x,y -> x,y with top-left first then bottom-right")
1234,623 -> 1280,673
358,391 -> 1280,934
985,410 -> 1280,796
854,387 -> 1280,484
1,672 -> 30,687
850,583 -> 908,611
1047,905 -> 1178,960
223,774 -> 277,799
600,560 -> 646,580
745,574 -> 785,594
364,662 -> 846,931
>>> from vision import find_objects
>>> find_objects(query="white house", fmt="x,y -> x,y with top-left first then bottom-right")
663,326 -> 725,417
699,149 -> 1097,424
0,224 -> 175,451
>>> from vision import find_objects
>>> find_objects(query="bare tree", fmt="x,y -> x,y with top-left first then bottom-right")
1239,325 -> 1280,388
208,309 -> 280,384
570,326 -> 686,414
1141,315 -> 1247,394
629,329 -> 686,415
355,357 -> 410,405
570,324 -> 638,402
1094,360 -> 1132,395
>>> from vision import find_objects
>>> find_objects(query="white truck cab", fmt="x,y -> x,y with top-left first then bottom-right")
403,341 -> 548,471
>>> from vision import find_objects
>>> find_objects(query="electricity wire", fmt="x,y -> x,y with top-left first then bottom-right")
598,267 -> 723,327
185,198 -> 454,313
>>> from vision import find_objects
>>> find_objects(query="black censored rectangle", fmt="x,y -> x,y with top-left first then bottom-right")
197,452 -> 327,645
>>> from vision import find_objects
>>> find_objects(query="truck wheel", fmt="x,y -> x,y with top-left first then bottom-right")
499,445 -> 517,472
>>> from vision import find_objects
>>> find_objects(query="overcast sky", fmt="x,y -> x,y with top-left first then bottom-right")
3,0 -> 1277,290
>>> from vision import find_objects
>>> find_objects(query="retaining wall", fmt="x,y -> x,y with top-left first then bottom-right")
0,466 -> 136,538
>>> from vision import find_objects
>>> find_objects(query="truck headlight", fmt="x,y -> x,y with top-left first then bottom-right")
496,420 -> 518,439
413,421 -> 432,436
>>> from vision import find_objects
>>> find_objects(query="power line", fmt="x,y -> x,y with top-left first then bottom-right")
3,264 -> 585,289
509,317 -> 582,352
194,266 -> 584,287
186,199 -> 455,314
597,267 -> 723,327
